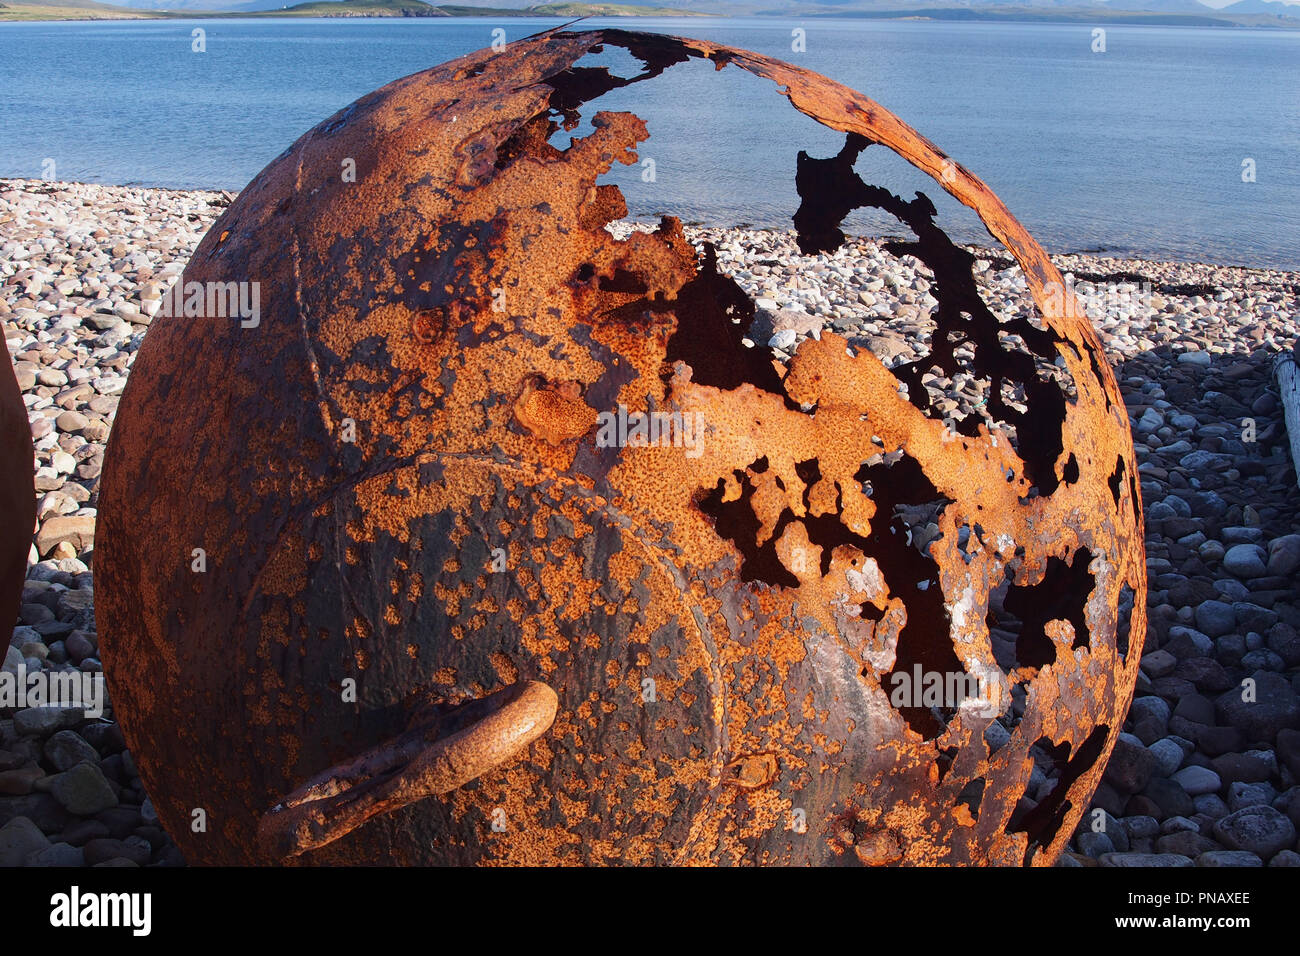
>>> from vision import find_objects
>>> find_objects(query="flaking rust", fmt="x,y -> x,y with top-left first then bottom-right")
2,339 -> 35,628
96,28 -> 1146,866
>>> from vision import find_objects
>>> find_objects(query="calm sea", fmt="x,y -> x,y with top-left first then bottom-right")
0,17 -> 1296,268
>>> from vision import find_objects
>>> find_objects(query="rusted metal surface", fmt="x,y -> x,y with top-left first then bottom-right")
259,679 -> 558,858
2,339 -> 34,630
96,28 -> 1146,866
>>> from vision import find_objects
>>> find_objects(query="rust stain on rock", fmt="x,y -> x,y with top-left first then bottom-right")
95,28 -> 1145,866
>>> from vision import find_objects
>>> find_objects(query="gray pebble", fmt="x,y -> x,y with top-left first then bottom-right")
49,762 -> 118,816
24,842 -> 85,867
1196,850 -> 1262,867
1099,852 -> 1193,867
1212,805 -> 1297,859
1223,544 -> 1267,578
42,729 -> 99,773
1171,765 -> 1221,796
1148,738 -> 1185,777
0,816 -> 51,866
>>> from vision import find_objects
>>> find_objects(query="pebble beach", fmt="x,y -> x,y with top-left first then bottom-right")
2,177 -> 1299,867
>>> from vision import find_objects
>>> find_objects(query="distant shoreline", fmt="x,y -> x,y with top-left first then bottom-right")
2,178 -> 1295,274
0,3 -> 713,23
2,5 -> 1298,29
804,7 -> 1300,29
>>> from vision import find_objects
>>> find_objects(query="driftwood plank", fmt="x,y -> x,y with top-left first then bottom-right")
1276,349 -> 1300,491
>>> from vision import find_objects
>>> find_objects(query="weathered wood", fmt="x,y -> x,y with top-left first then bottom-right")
1275,349 -> 1300,490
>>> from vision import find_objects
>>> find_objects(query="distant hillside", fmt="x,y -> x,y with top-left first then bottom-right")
0,0 -> 709,13
0,0 -> 152,17
530,1 -> 710,12
253,0 -> 448,15
1109,0 -> 1215,12
1223,0 -> 1299,13
789,1 -> 1296,22
242,0 -> 704,14
5,0 -> 1297,23
797,4 -> 1218,19
85,0 -> 707,11
109,0 -> 272,9
1,0 -> 139,5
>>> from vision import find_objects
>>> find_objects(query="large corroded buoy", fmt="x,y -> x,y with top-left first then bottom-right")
97,29 -> 1145,866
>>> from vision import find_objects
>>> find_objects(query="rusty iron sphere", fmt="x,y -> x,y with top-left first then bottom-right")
2,338 -> 35,629
96,29 -> 1146,866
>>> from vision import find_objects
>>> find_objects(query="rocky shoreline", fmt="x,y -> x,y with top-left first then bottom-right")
2,178 -> 1298,867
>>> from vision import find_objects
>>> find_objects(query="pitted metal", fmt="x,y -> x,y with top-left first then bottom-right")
96,29 -> 1145,866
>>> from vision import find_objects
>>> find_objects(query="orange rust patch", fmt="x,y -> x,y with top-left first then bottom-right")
513,375 -> 597,445
94,28 -> 1143,867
